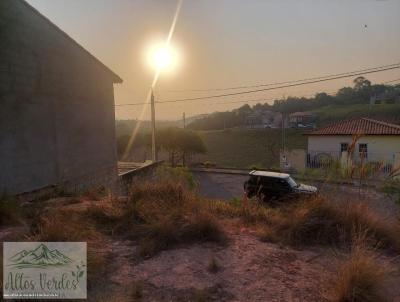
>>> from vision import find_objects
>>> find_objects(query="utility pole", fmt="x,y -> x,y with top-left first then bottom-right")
182,112 -> 186,166
151,89 -> 157,162
281,112 -> 285,152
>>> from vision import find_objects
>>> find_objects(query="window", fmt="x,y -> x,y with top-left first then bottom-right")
340,143 -> 349,153
359,143 -> 368,158
286,177 -> 298,188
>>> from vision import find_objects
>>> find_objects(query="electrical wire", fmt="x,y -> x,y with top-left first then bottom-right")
158,62 -> 400,93
114,65 -> 400,107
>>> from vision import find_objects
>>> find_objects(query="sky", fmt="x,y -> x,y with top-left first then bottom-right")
27,0 -> 400,121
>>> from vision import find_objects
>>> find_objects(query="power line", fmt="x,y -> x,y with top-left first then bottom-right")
114,69 -> 400,107
158,62 -> 400,93
384,78 -> 400,84
158,65 -> 400,103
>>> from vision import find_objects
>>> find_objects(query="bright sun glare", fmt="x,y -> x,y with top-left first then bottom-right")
148,44 -> 179,73
153,47 -> 172,70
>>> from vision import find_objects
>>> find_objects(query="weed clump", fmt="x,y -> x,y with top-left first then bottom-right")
331,239 -> 393,302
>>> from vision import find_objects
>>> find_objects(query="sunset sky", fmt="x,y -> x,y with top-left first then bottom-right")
27,0 -> 400,120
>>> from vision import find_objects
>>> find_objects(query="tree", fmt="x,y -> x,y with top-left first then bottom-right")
353,76 -> 371,91
157,127 -> 206,166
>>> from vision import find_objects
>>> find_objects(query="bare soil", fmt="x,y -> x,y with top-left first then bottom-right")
108,221 -> 335,302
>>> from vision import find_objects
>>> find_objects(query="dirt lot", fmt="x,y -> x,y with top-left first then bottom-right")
1,176 -> 399,301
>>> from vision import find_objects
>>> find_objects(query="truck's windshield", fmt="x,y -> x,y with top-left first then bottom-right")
286,177 -> 298,188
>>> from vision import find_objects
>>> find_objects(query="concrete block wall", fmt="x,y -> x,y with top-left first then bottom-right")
0,0 -> 119,194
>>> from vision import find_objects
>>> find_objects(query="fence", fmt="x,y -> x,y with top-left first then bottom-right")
306,151 -> 396,176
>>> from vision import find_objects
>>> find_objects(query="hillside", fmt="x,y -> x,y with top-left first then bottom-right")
187,79 -> 400,131
197,129 -> 306,169
314,103 -> 400,126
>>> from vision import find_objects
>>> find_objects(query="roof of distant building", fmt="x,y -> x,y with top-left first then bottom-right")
305,118 -> 400,135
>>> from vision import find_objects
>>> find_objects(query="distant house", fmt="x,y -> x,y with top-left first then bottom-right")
0,0 -> 122,194
305,118 -> 400,173
289,112 -> 314,128
370,90 -> 400,105
245,110 -> 283,128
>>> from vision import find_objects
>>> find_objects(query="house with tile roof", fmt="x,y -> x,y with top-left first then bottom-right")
304,118 -> 400,173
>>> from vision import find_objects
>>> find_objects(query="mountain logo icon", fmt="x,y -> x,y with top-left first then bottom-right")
9,243 -> 72,269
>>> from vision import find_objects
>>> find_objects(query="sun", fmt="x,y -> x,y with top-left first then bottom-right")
147,43 -> 179,73
153,47 -> 172,70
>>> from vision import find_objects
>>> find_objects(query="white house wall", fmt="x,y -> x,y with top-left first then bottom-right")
308,135 -> 400,162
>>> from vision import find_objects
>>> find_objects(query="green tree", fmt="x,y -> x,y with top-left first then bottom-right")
353,76 -> 371,91
157,128 -> 206,166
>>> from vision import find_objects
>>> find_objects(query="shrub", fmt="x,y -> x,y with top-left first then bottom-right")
156,165 -> 197,189
331,240 -> 393,302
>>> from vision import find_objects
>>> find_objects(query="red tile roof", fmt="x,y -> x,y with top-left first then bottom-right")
306,118 -> 400,135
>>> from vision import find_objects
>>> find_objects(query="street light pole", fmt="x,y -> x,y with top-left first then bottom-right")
151,89 -> 157,162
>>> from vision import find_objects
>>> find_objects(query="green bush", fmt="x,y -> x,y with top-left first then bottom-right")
156,165 -> 197,189
380,179 -> 400,205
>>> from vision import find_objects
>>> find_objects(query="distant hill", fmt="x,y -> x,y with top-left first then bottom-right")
187,77 -> 400,130
314,103 -> 400,126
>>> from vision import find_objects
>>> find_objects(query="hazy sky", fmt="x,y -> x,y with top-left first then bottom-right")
27,0 -> 400,120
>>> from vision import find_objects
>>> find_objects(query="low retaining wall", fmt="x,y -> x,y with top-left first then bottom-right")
118,161 -> 164,195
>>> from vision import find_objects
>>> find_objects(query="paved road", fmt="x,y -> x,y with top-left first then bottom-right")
194,172 -> 247,200
193,171 -> 399,219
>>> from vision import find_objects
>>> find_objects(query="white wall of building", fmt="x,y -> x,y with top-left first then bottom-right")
308,135 -> 400,162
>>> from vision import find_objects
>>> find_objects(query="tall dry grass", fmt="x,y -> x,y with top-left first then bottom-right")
269,197 -> 398,250
330,236 -> 394,302
86,181 -> 226,257
227,195 -> 400,251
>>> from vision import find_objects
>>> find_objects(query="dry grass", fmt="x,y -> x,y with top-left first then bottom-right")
0,195 -> 22,226
258,196 -> 400,251
29,208 -> 101,242
26,207 -> 111,294
130,281 -> 144,301
330,238 -> 393,302
207,256 -> 220,274
123,181 -> 227,257
85,181 -> 227,258
207,197 -> 277,225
